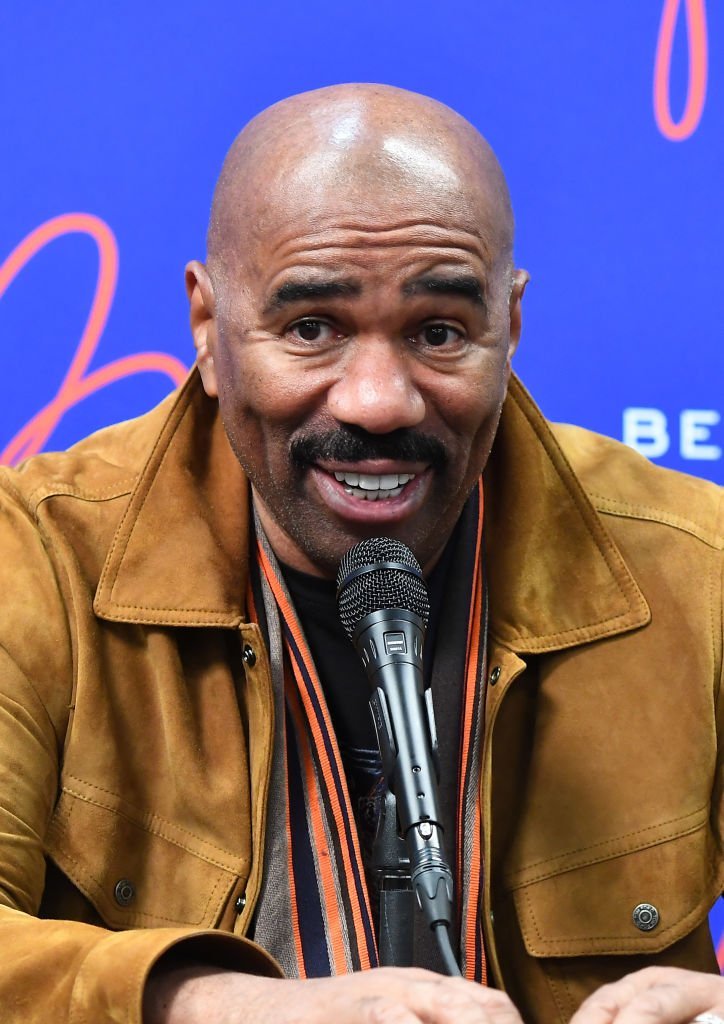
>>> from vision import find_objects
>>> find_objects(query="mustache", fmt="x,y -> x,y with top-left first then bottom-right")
290,426 -> 448,469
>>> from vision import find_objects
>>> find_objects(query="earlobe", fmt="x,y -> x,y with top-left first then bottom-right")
185,260 -> 219,398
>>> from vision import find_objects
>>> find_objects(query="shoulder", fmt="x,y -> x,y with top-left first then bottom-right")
0,390 -> 180,601
551,422 -> 723,551
0,390 -> 177,517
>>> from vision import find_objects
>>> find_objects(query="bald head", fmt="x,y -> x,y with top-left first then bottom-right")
207,84 -> 514,289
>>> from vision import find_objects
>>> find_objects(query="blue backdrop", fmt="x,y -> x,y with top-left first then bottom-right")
1,0 -> 722,955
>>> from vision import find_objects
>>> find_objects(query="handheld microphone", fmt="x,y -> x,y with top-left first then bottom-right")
336,537 -> 459,974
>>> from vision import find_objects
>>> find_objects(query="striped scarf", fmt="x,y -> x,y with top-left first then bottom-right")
248,480 -> 488,981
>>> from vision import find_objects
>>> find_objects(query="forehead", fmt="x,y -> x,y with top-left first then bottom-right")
256,231 -> 495,313
249,225 -> 498,317
233,142 -> 508,283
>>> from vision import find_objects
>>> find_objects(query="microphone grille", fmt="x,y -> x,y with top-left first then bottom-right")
336,537 -> 430,639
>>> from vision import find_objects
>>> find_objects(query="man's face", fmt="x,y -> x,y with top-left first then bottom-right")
190,174 -> 525,578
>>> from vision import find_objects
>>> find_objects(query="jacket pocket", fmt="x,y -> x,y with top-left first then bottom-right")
505,805 -> 722,957
45,781 -> 249,930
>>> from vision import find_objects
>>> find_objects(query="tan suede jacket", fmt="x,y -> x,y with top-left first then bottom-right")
0,370 -> 721,1023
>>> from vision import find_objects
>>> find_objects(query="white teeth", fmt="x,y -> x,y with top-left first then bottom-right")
332,468 -> 416,500
333,470 -> 415,489
344,484 -> 403,499
334,471 -> 360,485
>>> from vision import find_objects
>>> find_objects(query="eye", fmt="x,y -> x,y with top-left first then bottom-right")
288,318 -> 338,344
413,323 -> 463,348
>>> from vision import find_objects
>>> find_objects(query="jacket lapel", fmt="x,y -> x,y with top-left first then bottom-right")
94,371 -> 250,627
483,375 -> 650,653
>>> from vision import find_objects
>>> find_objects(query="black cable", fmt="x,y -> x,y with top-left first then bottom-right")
433,922 -> 462,977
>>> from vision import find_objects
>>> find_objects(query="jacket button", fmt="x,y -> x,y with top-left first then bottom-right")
114,878 -> 135,907
242,644 -> 256,667
632,903 -> 659,931
489,665 -> 501,686
235,894 -> 247,913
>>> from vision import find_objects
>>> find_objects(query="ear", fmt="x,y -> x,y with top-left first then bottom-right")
507,267 -> 530,364
185,260 -> 218,398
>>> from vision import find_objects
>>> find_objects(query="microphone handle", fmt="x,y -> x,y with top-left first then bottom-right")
354,610 -> 456,941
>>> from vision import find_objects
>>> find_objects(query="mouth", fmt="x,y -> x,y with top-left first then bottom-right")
331,469 -> 417,501
308,461 -> 431,523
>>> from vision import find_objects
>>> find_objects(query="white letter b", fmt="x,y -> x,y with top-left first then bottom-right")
623,408 -> 670,458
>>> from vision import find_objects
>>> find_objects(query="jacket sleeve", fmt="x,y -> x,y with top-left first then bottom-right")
0,482 -> 279,1023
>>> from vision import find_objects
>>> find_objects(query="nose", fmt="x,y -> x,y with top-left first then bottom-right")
326,338 -> 426,434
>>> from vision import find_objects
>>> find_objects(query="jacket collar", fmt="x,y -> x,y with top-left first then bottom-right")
95,369 -> 649,649
483,375 -> 649,652
94,371 -> 251,627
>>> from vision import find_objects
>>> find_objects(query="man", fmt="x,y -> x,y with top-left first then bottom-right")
0,85 -> 721,1024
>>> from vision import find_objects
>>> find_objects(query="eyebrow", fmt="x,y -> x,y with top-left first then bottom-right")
263,278 -> 362,314
402,274 -> 486,308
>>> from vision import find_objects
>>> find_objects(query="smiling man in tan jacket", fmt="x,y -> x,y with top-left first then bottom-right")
0,85 -> 722,1024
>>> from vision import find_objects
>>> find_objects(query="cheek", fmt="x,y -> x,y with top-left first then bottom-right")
432,351 -> 509,440
214,351 -> 327,482
219,338 -> 329,428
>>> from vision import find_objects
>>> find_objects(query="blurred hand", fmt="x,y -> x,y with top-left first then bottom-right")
143,964 -> 524,1024
570,966 -> 724,1023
